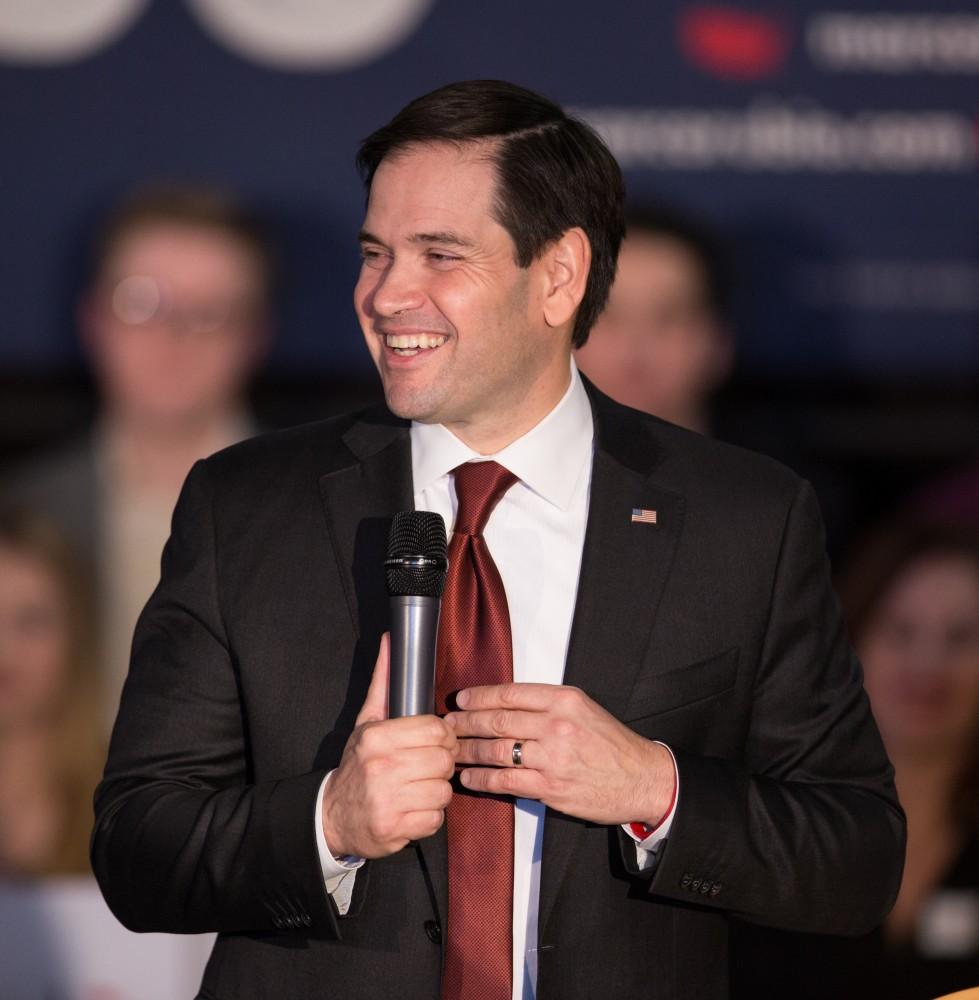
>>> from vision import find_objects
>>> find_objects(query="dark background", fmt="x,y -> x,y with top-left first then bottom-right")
2,0 -> 977,555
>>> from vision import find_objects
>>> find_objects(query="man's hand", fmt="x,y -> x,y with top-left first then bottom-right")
322,634 -> 457,859
448,683 -> 675,827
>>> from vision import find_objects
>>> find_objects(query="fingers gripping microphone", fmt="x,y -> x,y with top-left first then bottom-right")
385,511 -> 448,718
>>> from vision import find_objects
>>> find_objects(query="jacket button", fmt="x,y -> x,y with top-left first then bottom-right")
424,920 -> 442,944
301,913 -> 312,926
699,880 -> 712,895
272,916 -> 284,929
690,879 -> 702,891
709,883 -> 722,897
680,873 -> 692,888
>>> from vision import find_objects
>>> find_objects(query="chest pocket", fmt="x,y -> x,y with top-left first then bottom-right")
624,647 -> 738,722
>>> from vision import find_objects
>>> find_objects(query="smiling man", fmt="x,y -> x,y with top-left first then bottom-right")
92,81 -> 905,1000
354,142 -> 574,452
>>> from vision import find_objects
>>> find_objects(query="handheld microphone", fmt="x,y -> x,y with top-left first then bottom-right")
385,511 -> 448,718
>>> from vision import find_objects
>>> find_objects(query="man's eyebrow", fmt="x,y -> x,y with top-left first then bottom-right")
409,231 -> 475,249
358,229 -> 476,250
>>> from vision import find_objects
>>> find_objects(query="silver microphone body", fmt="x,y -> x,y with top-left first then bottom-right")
388,594 -> 441,718
385,511 -> 448,719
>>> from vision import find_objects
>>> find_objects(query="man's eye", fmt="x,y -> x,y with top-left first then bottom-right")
360,248 -> 387,267
427,251 -> 459,264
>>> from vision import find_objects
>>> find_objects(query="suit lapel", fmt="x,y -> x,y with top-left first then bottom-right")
318,410 -> 413,641
318,408 -> 450,924
539,387 -> 686,937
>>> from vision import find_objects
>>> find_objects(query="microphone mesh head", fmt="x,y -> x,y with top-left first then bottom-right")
385,511 -> 448,597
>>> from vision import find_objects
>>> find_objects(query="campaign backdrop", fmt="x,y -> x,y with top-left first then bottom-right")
2,0 -> 978,379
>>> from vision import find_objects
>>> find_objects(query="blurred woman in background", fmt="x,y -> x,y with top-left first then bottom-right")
838,518 -> 979,998
0,508 -> 104,876
731,517 -> 979,999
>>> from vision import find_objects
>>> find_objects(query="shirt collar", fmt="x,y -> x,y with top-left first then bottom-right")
410,361 -> 594,512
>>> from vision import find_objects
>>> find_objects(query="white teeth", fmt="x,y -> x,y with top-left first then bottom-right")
385,333 -> 447,350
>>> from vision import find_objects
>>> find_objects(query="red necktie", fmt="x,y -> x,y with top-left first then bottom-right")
435,460 -> 518,1000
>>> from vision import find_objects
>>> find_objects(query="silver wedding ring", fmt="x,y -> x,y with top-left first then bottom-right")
511,741 -> 524,767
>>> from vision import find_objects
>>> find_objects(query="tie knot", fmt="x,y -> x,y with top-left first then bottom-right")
452,461 -> 518,537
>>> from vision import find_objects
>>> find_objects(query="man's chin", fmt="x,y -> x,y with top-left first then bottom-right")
381,386 -> 443,425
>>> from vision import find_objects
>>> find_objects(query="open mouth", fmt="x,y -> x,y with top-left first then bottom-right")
384,333 -> 448,357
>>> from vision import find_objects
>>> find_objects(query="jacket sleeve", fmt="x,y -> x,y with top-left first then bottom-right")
645,479 -> 906,935
91,459 -> 342,937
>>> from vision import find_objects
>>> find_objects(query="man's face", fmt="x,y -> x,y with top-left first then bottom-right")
575,232 -> 730,429
82,222 -> 267,430
355,142 -> 566,445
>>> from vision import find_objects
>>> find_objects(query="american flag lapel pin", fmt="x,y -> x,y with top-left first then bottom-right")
631,508 -> 658,524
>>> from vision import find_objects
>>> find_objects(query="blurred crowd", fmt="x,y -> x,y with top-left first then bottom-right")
1,184 -> 977,999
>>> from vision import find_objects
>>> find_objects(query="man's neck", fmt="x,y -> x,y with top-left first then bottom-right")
440,359 -> 574,456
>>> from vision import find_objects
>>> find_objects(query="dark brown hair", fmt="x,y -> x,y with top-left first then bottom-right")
357,80 -> 625,349
838,518 -> 979,834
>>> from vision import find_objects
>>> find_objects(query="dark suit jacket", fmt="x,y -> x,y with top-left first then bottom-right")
92,383 -> 905,1000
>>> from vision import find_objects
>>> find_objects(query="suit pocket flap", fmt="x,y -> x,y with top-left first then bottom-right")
624,647 -> 738,721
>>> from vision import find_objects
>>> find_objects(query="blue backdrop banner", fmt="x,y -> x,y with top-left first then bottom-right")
2,1 -> 977,378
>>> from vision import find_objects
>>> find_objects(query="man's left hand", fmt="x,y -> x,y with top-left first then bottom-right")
447,683 -> 675,827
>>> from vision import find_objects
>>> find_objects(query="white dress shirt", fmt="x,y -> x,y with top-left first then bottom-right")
315,363 -> 677,999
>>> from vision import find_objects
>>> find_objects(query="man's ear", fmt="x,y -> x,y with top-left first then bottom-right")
541,227 -> 591,330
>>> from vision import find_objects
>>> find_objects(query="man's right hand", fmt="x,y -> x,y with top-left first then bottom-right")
321,633 -> 457,859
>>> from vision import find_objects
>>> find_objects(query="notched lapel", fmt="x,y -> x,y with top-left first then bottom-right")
540,391 -> 686,938
563,452 -> 686,718
317,411 -> 413,640
318,410 -> 450,929
315,413 -> 411,763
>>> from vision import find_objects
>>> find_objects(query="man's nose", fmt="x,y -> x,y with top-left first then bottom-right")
370,259 -> 426,317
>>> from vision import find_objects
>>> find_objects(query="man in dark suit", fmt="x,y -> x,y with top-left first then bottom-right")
92,80 -> 904,1000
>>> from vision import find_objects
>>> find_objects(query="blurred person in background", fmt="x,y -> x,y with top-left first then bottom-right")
840,518 -> 979,998
0,507 -> 103,876
732,517 -> 979,1000
574,202 -> 733,434
3,186 -> 274,727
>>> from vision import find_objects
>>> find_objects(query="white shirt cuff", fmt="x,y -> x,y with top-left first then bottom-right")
315,771 -> 364,913
621,741 -> 679,871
